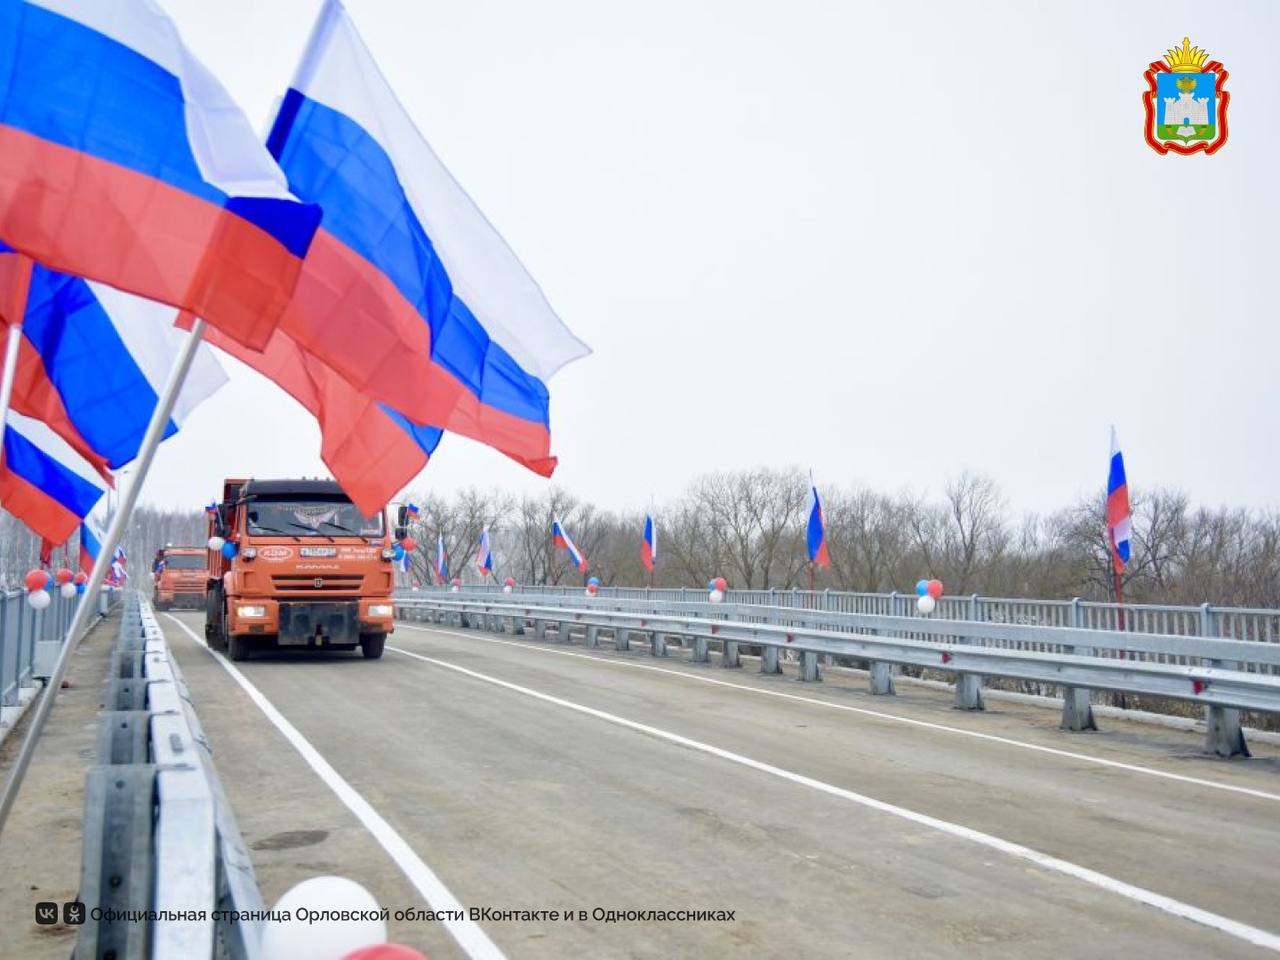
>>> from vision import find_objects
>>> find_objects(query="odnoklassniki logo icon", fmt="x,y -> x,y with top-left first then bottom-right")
1143,36 -> 1229,155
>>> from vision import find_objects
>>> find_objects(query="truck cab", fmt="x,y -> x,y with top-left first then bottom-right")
152,546 -> 208,610
205,478 -> 398,661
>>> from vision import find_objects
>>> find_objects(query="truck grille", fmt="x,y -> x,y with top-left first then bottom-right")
270,574 -> 364,599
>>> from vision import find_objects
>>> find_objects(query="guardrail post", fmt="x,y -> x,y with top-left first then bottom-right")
534,619 -> 546,640
953,595 -> 984,710
1061,597 -> 1097,731
650,632 -> 665,657
1200,603 -> 1249,757
869,661 -> 895,695
616,628 -> 631,652
691,633 -> 709,662
585,624 -> 599,648
760,644 -> 781,674
799,649 -> 820,682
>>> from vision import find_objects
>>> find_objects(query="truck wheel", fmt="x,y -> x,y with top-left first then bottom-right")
228,634 -> 251,662
360,633 -> 386,660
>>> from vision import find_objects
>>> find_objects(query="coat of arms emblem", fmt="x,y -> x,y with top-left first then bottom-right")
1143,37 -> 1229,155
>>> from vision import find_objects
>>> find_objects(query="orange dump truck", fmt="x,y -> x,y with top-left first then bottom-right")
153,546 -> 208,610
205,478 -> 401,661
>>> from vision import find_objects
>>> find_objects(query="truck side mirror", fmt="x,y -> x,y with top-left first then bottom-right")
397,505 -> 408,527
394,526 -> 407,541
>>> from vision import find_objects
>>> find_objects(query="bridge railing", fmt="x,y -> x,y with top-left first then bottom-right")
395,591 -> 1280,757
1,586 -> 120,714
77,593 -> 264,960
396,584 -> 1280,644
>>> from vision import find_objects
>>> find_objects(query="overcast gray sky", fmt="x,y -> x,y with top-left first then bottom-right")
135,0 -> 1278,516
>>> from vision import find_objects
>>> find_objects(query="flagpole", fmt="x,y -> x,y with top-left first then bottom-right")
0,322 -> 23,463
0,319 -> 208,835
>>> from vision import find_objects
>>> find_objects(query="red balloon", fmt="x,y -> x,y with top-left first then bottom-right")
400,536 -> 417,552
504,577 -> 515,587
451,578 -> 461,586
24,569 -> 46,592
927,579 -> 943,599
714,576 -> 727,592
55,568 -> 73,585
74,571 -> 89,585
341,945 -> 429,960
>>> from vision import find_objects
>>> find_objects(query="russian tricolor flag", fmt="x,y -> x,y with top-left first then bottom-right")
6,260 -> 226,475
807,482 -> 831,569
78,516 -> 103,576
0,0 -> 321,349
476,528 -> 493,577
552,518 -> 588,573
190,316 -> 439,516
1107,427 -> 1132,569
435,533 -> 448,584
641,514 -> 656,573
264,0 -> 588,475
0,409 -> 107,544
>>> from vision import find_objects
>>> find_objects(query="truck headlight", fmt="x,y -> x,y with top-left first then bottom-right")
368,604 -> 394,617
380,547 -> 396,560
237,605 -> 266,618
241,547 -> 257,560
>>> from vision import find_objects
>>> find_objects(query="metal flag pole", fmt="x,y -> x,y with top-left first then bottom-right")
0,322 -> 23,461
0,319 -> 208,836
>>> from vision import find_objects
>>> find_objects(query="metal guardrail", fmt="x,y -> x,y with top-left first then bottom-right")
76,594 -> 265,960
1,586 -> 118,713
396,591 -> 1280,757
398,584 -> 1280,644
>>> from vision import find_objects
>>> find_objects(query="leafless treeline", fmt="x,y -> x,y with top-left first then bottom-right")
3,468 -> 1277,609
0,507 -> 205,591
398,468 -> 1280,609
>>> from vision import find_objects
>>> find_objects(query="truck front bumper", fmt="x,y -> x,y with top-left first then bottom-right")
226,598 -> 395,641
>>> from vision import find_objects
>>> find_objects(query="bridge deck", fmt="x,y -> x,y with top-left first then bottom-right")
14,609 -> 1280,958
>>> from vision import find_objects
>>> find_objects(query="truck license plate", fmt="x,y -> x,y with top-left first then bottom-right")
299,547 -> 337,557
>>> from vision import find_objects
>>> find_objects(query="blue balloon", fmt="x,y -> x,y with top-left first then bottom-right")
221,541 -> 238,559
915,579 -> 929,596
75,583 -> 86,595
587,576 -> 600,587
708,579 -> 717,591
43,571 -> 54,590
393,542 -> 405,561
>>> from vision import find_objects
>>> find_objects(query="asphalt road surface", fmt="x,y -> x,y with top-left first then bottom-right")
160,611 -> 1280,959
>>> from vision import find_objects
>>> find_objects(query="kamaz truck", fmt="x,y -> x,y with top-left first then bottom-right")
152,546 -> 208,610
205,478 -> 401,661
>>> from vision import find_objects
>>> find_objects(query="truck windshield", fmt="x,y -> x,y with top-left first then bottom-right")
163,555 -> 206,569
246,498 -> 384,538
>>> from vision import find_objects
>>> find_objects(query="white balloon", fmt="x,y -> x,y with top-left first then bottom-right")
450,584 -> 460,593
261,876 -> 386,960
502,584 -> 512,594
708,589 -> 724,604
60,582 -> 76,599
27,589 -> 51,610
207,536 -> 225,551
917,594 -> 936,615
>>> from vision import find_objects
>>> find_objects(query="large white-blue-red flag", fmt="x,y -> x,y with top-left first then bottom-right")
0,410 -> 107,544
476,528 -> 493,577
1,252 -> 226,475
807,479 -> 831,569
641,513 -> 656,573
552,517 -> 588,573
1107,426 -> 1132,570
0,0 -> 321,350
435,533 -> 448,584
260,0 -> 589,475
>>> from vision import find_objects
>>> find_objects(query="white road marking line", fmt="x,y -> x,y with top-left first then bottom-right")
163,615 -> 505,960
398,622 -> 1280,804
387,641 -> 1280,952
